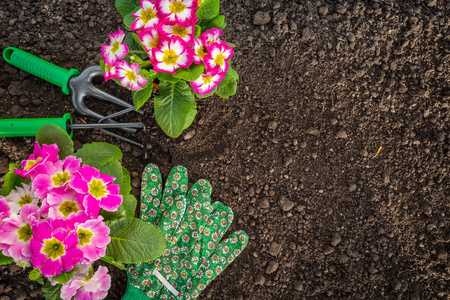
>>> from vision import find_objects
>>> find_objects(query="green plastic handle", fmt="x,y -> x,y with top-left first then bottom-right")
0,114 -> 73,138
3,47 -> 80,95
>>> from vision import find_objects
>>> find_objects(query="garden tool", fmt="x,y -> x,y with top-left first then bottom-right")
2,47 -> 142,134
123,164 -> 248,299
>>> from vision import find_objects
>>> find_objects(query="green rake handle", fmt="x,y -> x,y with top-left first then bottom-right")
3,47 -> 80,95
0,114 -> 73,138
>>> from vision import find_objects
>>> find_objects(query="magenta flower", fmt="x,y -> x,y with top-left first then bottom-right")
70,165 -> 123,218
60,266 -> 111,300
158,17 -> 196,46
15,142 -> 59,179
202,28 -> 222,48
30,218 -> 83,277
203,41 -> 234,73
0,196 -> 10,222
101,29 -> 129,66
190,68 -> 225,95
0,204 -> 39,262
138,28 -> 160,61
115,60 -> 148,91
74,216 -> 110,263
151,36 -> 194,74
193,36 -> 207,65
104,63 -> 118,82
130,0 -> 160,31
32,155 -> 82,200
156,0 -> 198,27
45,187 -> 86,220
4,183 -> 39,215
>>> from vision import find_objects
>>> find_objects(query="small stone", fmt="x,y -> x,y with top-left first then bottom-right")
284,156 -> 293,167
252,115 -> 259,123
348,183 -> 357,192
183,129 -> 196,140
232,186 -> 239,194
436,132 -> 445,142
392,278 -> 402,291
253,11 -> 271,25
336,4 -> 347,14
319,6 -> 328,16
266,261 -> 279,274
279,195 -> 295,211
65,32 -> 75,39
293,280 -> 304,291
254,274 -> 266,285
323,245 -> 335,255
306,127 -> 320,136
268,121 -> 278,130
131,178 -> 140,188
19,98 -> 30,106
347,33 -> 355,43
427,0 -> 437,7
269,242 -> 282,256
260,199 -> 270,209
32,99 -> 42,106
331,233 -> 341,247
336,130 -> 348,139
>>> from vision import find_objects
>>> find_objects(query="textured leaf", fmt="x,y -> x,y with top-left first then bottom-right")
124,32 -> 148,60
214,66 -> 239,99
184,101 -> 197,130
115,0 -> 140,18
157,72 -> 180,83
100,194 -> 136,221
105,217 -> 166,263
194,25 -> 202,38
100,159 -> 123,185
123,194 -> 137,218
154,81 -> 197,138
204,15 -> 225,31
2,163 -> 30,197
0,253 -> 13,266
123,7 -> 140,30
74,142 -> 123,169
42,280 -> 62,300
174,64 -> 204,82
120,167 -> 132,196
132,68 -> 156,111
52,269 -> 75,284
197,0 -> 220,27
36,124 -> 74,159
29,269 -> 42,281
101,255 -> 127,270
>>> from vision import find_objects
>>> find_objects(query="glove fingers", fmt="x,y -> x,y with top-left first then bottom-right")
162,166 -> 189,203
140,164 -> 163,223
159,195 -> 187,245
186,179 -> 212,205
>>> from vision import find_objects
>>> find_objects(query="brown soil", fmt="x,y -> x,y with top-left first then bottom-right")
1,0 -> 450,299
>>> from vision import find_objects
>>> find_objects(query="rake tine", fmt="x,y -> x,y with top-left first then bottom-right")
100,128 -> 148,159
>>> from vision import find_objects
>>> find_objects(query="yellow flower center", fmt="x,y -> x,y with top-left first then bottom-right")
162,49 -> 180,65
111,41 -> 120,54
125,70 -> 137,82
52,171 -> 71,186
77,227 -> 94,247
198,0 -> 203,5
169,1 -> 186,13
25,157 -> 42,170
196,47 -> 206,59
18,194 -> 33,207
201,76 -> 213,85
214,53 -> 226,66
58,201 -> 80,217
149,36 -> 159,49
17,222 -> 33,242
141,7 -> 157,23
88,179 -> 107,199
106,64 -> 114,71
172,25 -> 188,38
42,237 -> 65,260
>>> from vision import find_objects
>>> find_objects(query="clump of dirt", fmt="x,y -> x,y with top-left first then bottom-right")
1,0 -> 449,299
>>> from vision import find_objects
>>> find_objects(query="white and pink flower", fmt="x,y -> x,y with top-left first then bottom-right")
60,266 -> 111,300
202,28 -> 222,48
15,142 -> 59,179
70,165 -> 123,218
74,217 -> 110,263
193,36 -> 207,65
151,36 -> 194,74
203,41 -> 234,73
115,60 -> 148,91
3,183 -> 39,215
131,0 -> 160,31
159,17 -> 196,46
101,29 -> 129,66
190,68 -> 225,95
156,0 -> 198,27
138,27 -> 161,61
104,63 -> 118,82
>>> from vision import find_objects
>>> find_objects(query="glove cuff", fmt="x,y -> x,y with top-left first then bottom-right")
122,272 -> 151,300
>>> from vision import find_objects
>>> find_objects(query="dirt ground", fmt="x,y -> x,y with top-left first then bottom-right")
0,0 -> 449,299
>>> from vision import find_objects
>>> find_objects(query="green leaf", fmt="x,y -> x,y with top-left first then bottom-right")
132,32 -> 148,54
0,253 -> 13,266
123,7 -> 140,30
115,0 -> 140,18
52,269 -> 76,284
123,194 -> 137,218
174,64 -> 205,82
100,204 -> 125,221
101,255 -> 127,270
183,102 -> 197,130
2,163 -> 30,197
157,72 -> 180,83
124,32 -> 148,60
154,81 -> 197,138
194,90 -> 215,99
105,217 -> 166,264
42,280 -> 62,300
29,269 -> 42,281
214,66 -> 239,99
194,25 -> 202,38
197,0 -> 220,27
100,159 -> 123,185
204,15 -> 225,31
132,69 -> 156,110
74,142 -> 123,169
120,167 -> 132,196
36,124 -> 74,159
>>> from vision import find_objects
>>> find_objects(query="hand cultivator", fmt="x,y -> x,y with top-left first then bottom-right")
2,47 -> 145,150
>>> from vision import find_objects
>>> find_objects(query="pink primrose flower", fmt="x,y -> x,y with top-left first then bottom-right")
15,142 -> 59,179
3,183 -> 39,215
138,27 -> 160,61
202,28 -> 222,48
60,266 -> 111,300
45,187 -> 86,220
115,60 -> 148,91
158,16 -> 197,46
0,204 -> 39,262
203,41 -> 234,73
131,0 -> 160,31
32,155 -> 82,200
151,36 -> 194,74
190,68 -> 225,95
103,63 -> 118,82
155,0 -> 198,27
30,218 -> 83,277
0,196 -> 10,222
74,216 -> 110,263
70,165 -> 123,218
193,36 -> 207,65
101,29 -> 129,66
